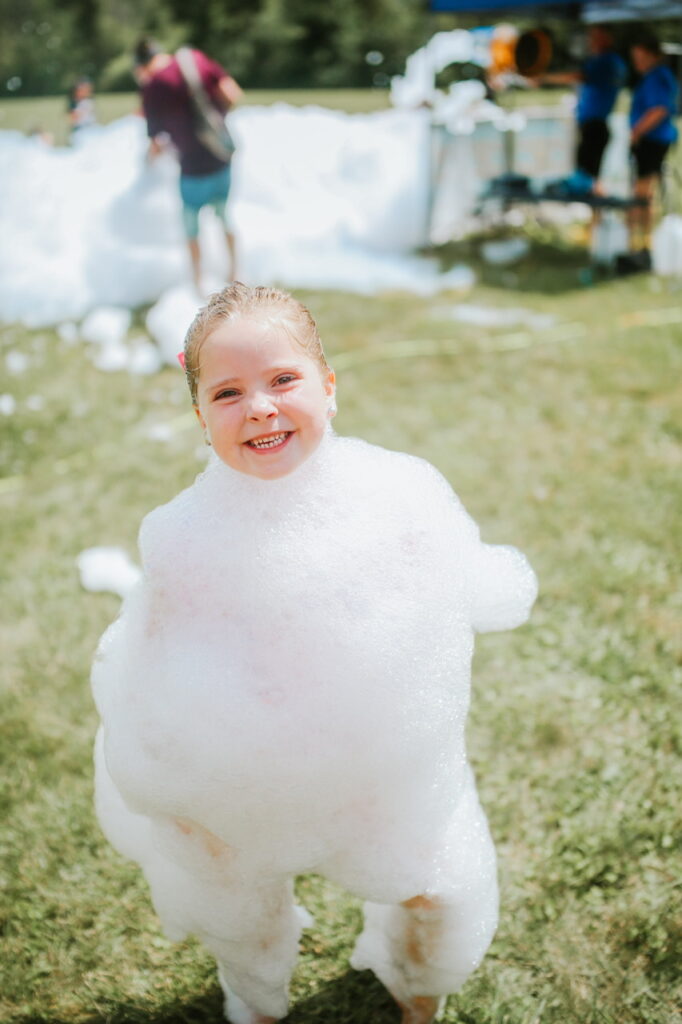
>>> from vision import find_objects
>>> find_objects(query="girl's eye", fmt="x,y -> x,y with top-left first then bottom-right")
214,389 -> 240,401
275,374 -> 297,386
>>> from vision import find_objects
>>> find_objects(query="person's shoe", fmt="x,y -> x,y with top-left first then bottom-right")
615,249 -> 652,275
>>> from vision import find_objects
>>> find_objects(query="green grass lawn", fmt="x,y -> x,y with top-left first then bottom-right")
1,90 -> 681,1024
2,254 -> 681,1024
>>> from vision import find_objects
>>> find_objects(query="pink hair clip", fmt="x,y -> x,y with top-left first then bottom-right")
177,352 -> 186,369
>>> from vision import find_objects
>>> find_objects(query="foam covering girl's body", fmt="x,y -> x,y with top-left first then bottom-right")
92,430 -> 537,1020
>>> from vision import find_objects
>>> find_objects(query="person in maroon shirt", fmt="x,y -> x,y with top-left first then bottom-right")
134,38 -> 243,291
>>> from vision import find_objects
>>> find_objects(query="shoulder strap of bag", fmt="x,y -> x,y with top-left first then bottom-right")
176,47 -> 219,123
175,47 -> 235,161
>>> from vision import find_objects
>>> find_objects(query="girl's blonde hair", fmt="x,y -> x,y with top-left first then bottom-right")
183,282 -> 331,404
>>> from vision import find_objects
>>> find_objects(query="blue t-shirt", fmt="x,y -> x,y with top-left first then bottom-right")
577,51 -> 627,123
630,64 -> 679,145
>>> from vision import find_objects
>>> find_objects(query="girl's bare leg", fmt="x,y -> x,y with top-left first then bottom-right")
395,895 -> 445,1024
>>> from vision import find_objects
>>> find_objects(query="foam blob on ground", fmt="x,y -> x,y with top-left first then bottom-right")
653,215 -> 682,276
81,307 -> 132,348
441,303 -> 555,329
6,350 -> 30,374
92,431 -> 537,1018
77,546 -> 142,598
481,237 -> 530,266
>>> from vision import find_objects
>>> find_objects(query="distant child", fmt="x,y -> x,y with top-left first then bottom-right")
92,283 -> 537,1024
627,29 -> 679,267
67,77 -> 97,137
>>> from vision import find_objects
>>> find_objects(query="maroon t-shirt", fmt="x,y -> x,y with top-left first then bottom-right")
141,50 -> 230,176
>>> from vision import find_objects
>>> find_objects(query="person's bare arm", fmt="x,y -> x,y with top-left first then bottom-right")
145,135 -> 165,164
217,75 -> 243,110
631,106 -> 667,145
530,69 -> 582,88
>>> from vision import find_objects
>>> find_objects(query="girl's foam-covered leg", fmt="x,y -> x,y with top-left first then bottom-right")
141,838 -> 302,1021
349,777 -> 499,1019
350,885 -> 497,1021
95,734 -> 301,1021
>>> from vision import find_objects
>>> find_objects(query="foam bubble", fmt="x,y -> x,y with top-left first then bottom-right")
78,546 -> 142,598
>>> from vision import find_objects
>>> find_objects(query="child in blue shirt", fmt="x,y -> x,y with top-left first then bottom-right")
628,30 -> 679,260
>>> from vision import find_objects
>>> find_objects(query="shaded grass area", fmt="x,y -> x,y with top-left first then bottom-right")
1,258 -> 681,1024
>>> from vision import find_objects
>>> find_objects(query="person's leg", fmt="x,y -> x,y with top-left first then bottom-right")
180,203 -> 202,291
179,174 -> 207,291
142,818 -> 302,1023
187,236 -> 202,290
96,745 -> 300,1024
210,164 -> 237,281
576,119 -> 609,182
350,775 -> 498,1024
628,140 -> 668,255
631,175 -> 656,253
224,225 -> 237,282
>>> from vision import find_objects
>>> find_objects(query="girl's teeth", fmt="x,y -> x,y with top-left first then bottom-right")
250,433 -> 287,449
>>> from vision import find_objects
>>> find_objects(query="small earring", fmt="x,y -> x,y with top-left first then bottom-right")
204,433 -> 212,447
327,397 -> 337,417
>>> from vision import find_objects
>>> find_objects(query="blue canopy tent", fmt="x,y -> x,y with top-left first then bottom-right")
430,1 -> 581,10
430,0 -> 682,16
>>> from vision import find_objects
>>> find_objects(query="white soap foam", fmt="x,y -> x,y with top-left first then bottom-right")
653,214 -> 682,276
77,546 -> 142,598
81,306 -> 132,348
0,101 -> 486,348
481,237 -> 530,265
441,303 -> 555,329
5,350 -> 30,374
92,430 -> 537,1016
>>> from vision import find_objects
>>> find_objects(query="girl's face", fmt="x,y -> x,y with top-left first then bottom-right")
195,316 -> 335,480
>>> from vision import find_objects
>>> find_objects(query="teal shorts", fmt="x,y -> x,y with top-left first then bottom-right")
179,165 -> 232,239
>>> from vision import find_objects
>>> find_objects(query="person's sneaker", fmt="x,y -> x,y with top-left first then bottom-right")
615,249 -> 652,275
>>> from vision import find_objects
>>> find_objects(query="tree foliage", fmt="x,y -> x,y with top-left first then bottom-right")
0,0 -> 432,97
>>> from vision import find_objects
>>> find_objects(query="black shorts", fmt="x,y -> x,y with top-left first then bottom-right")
576,118 -> 609,178
631,137 -> 671,179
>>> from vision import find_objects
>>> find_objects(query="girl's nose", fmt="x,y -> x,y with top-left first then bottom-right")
247,392 -> 277,420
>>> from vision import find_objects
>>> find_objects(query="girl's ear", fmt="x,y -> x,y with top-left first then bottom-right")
194,404 -> 207,432
325,371 -> 337,419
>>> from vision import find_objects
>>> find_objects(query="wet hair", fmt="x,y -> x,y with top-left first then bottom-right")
134,37 -> 161,68
630,28 -> 662,57
183,282 -> 331,404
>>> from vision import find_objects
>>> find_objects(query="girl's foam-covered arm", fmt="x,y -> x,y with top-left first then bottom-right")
407,456 -> 538,634
468,542 -> 538,634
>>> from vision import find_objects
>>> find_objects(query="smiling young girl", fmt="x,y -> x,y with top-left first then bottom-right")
92,283 -> 537,1024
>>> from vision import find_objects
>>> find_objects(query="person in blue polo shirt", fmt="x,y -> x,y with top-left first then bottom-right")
532,24 -> 626,194
628,29 -> 679,262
